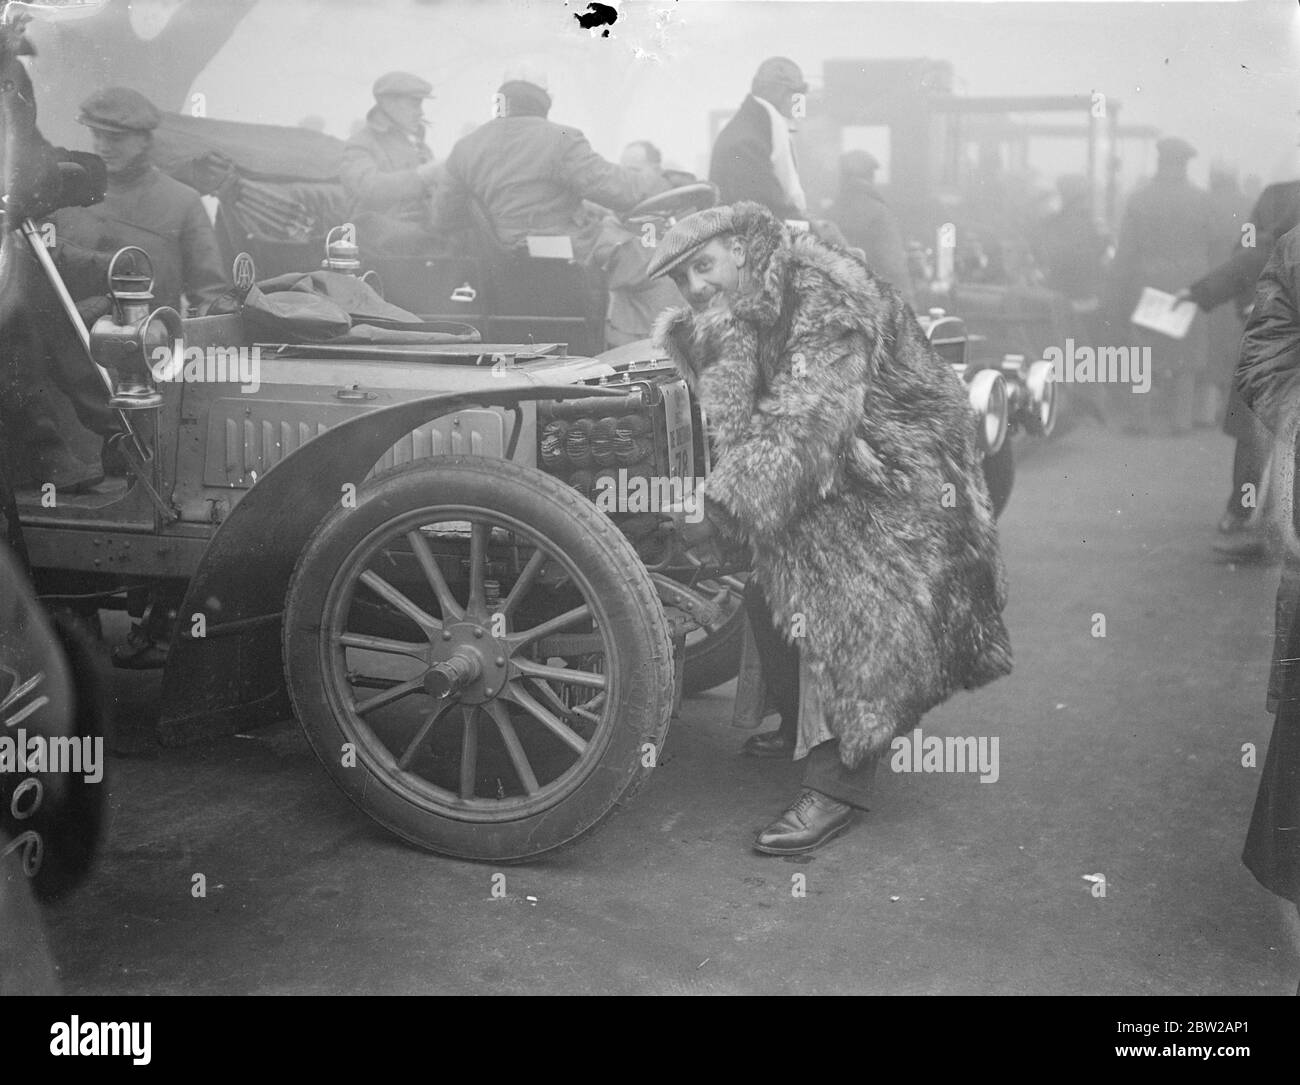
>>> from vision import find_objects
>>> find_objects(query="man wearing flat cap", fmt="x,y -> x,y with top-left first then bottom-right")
648,202 -> 1013,854
710,57 -> 810,221
430,70 -> 662,265
1103,135 -> 1214,434
342,71 -> 443,252
27,87 -> 226,486
51,86 -> 226,317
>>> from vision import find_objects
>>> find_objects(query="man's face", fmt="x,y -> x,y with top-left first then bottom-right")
90,129 -> 150,175
620,144 -> 661,187
669,236 -> 746,313
380,94 -> 425,133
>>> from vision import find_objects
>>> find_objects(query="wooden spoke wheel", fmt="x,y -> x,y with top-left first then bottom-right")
284,457 -> 674,861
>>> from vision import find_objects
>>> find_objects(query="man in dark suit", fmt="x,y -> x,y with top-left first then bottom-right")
709,57 -> 809,221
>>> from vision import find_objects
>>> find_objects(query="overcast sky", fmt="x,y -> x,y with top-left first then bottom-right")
131,0 -> 1300,192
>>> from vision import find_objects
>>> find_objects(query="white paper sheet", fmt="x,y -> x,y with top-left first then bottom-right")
1130,287 -> 1197,340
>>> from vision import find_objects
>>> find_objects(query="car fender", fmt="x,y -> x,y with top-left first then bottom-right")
157,383 -> 624,746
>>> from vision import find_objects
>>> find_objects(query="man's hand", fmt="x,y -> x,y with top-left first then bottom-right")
664,506 -> 743,570
674,510 -> 717,550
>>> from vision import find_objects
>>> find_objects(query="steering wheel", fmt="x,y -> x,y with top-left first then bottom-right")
625,182 -> 718,223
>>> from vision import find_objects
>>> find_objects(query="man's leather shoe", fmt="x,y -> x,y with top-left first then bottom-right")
742,728 -> 796,758
753,788 -> 855,855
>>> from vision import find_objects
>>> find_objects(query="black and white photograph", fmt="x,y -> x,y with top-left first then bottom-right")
0,0 -> 1296,1040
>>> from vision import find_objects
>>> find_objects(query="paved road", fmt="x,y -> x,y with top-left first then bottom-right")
41,420 -> 1300,994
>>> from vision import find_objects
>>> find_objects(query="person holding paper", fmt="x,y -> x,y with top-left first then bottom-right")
1103,138 -> 1215,434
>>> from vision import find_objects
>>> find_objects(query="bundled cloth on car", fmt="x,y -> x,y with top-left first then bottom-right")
227,270 -> 479,344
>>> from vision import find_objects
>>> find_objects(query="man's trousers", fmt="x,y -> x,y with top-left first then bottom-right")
742,580 -> 879,809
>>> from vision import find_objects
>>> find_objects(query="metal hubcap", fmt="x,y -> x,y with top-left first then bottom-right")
323,506 -> 618,819
425,620 -> 510,704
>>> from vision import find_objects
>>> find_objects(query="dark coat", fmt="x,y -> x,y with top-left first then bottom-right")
709,95 -> 802,221
1189,180 -> 1300,313
51,164 -> 226,314
1233,224 -> 1300,905
430,115 -> 652,263
1193,181 -> 1300,439
1236,225 -> 1300,438
830,179 -> 914,304
340,106 -> 435,224
655,203 -> 1012,768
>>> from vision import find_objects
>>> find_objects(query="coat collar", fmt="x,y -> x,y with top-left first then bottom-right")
653,206 -> 892,386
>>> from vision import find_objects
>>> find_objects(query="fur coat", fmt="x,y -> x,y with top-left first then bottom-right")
655,202 -> 1013,768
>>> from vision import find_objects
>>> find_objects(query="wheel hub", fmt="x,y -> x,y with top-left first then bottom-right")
425,620 -> 510,705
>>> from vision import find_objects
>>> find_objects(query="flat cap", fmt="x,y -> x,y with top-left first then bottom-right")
646,205 -> 739,279
373,71 -> 433,99
752,56 -> 807,94
501,64 -> 550,94
76,87 -> 160,133
1156,136 -> 1196,162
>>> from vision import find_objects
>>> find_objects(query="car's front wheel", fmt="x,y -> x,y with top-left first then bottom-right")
283,457 -> 675,862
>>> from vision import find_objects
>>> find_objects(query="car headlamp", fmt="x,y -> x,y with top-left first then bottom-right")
1023,359 -> 1057,437
89,247 -> 183,410
967,369 -> 1008,456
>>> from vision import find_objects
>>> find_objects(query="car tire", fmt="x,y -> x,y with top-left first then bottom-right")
283,457 -> 675,862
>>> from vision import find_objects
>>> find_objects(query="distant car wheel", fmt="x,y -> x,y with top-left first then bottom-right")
982,441 -> 1015,520
682,576 -> 746,695
283,457 -> 675,862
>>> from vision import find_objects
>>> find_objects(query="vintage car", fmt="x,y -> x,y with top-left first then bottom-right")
8,202 -> 1055,864
9,225 -> 1050,866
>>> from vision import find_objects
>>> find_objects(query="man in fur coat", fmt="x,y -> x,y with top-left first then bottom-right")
647,201 -> 1013,854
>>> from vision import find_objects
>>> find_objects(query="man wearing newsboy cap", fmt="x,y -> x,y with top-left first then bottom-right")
342,71 -> 443,248
648,202 -> 1013,855
53,86 -> 226,315
37,87 -> 226,485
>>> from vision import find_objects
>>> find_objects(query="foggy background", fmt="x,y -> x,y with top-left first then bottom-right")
26,0 -> 1300,204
